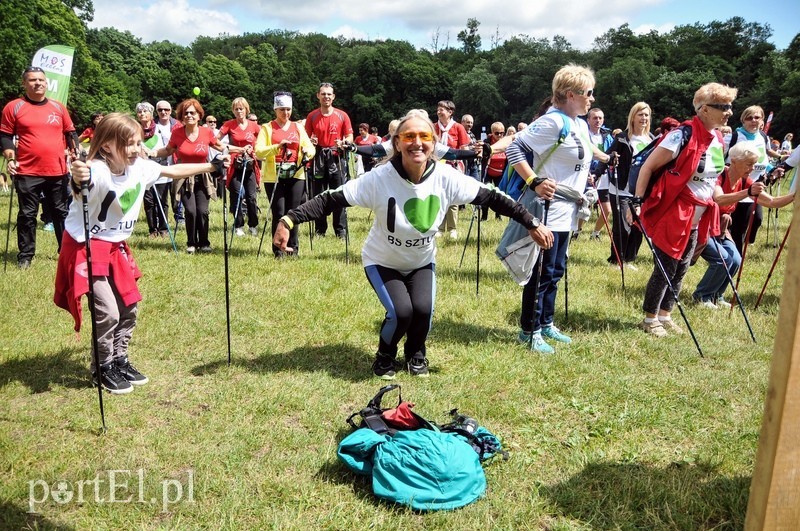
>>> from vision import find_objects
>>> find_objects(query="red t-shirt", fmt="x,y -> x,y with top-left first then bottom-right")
434,120 -> 470,150
271,121 -> 301,163
219,119 -> 260,149
304,107 -> 353,148
717,167 -> 753,216
354,134 -> 380,146
1,97 -> 75,177
168,126 -> 216,164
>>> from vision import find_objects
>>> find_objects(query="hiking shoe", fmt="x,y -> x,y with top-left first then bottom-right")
639,319 -> 667,337
449,229 -> 458,240
249,226 -> 258,236
186,246 -> 196,254
199,246 -> 213,253
116,358 -> 149,385
542,325 -> 572,344
92,364 -> 133,394
518,330 -> 555,354
624,262 -> 639,271
697,299 -> 718,310
407,353 -> 430,377
235,228 -> 245,237
660,319 -> 684,335
17,259 -> 31,270
372,353 -> 397,380
716,298 -> 732,309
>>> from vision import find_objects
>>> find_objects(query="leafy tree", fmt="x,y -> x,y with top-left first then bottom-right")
453,60 -> 505,126
457,18 -> 481,54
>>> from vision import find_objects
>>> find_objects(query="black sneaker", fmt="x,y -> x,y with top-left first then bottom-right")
92,363 -> 133,394
406,353 -> 429,377
116,358 -> 149,385
372,353 -> 397,380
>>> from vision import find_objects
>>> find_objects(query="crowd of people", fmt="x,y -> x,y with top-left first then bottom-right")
1,63 -> 797,389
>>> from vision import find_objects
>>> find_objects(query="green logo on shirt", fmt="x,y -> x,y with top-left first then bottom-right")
403,196 -> 441,233
119,183 -> 141,214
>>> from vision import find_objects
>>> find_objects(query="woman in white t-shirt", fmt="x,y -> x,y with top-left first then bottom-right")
274,113 -> 553,378
631,83 -> 738,338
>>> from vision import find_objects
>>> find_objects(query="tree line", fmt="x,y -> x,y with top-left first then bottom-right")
2,2 -> 798,140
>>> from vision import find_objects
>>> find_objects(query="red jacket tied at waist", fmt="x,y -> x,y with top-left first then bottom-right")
54,232 -> 143,332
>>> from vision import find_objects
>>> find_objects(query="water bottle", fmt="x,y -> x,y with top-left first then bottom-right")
480,126 -> 487,142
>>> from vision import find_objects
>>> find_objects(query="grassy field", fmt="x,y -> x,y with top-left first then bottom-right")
0,188 -> 792,530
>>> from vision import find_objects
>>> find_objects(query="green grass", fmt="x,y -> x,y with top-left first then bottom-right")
0,189 -> 791,529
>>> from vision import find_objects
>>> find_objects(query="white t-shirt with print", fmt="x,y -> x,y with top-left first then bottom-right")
516,112 -> 591,231
609,133 -> 652,197
341,162 -> 483,273
65,158 -> 162,243
659,128 -> 725,227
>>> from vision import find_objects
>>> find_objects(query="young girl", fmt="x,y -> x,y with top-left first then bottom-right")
55,113 -> 226,394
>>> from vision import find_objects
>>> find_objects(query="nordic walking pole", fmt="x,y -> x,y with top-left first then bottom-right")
153,189 -> 178,255
3,175 -> 14,273
611,165 -> 626,291
79,174 -> 107,432
476,204 -> 481,297
564,232 -> 572,322
257,181 -> 280,259
529,199 -> 551,350
459,205 -> 477,268
591,175 -> 624,292
754,220 -> 792,310
712,237 -> 756,342
729,196 -> 759,316
229,155 -> 249,245
630,203 -> 704,357
221,170 -> 232,366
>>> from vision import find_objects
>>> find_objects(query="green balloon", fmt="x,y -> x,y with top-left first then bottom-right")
193,86 -> 200,96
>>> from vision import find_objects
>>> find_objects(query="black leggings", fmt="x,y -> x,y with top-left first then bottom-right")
730,201 -> 762,254
269,178 -> 306,256
229,168 -> 259,229
364,263 -> 435,360
182,178 -> 210,247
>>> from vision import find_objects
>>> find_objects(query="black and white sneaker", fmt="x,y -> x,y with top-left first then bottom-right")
92,363 -> 133,394
406,353 -> 429,378
116,358 -> 149,385
372,353 -> 397,380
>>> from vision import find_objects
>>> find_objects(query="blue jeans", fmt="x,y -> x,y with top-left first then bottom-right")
692,237 -> 740,302
520,231 -> 570,333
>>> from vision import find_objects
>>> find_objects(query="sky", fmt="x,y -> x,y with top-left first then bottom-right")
88,0 -> 797,52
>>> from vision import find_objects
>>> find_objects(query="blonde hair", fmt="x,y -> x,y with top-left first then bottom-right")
87,113 -> 143,174
739,105 -> 763,124
693,83 -> 738,113
552,64 -> 595,106
231,97 -> 250,115
626,102 -> 652,137
728,141 -> 760,164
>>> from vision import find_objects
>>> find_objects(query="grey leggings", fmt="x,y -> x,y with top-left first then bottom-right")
91,273 -> 138,368
642,229 -> 697,314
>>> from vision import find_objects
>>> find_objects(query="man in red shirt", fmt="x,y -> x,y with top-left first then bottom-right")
1,67 -> 76,269
305,82 -> 353,238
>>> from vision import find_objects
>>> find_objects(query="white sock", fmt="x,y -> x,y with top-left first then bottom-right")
658,316 -> 671,322
644,317 -> 656,324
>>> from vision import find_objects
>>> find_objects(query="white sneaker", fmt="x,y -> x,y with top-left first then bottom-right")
434,231 -> 442,239
186,246 -> 196,254
235,228 -> 245,237
624,263 -> 638,271
449,229 -> 458,240
699,300 -> 718,310
249,227 -> 258,236
716,298 -> 732,309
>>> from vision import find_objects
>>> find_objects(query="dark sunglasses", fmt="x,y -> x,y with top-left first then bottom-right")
157,108 -> 171,112
706,103 -> 733,112
492,131 -> 504,136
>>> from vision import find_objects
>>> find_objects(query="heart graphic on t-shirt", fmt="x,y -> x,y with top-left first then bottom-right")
403,195 -> 440,233
119,183 -> 141,214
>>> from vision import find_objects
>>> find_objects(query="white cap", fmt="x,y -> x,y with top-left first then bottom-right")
274,94 -> 292,109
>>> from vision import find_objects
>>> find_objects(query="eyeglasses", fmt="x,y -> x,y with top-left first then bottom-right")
184,111 -> 198,116
575,89 -> 595,97
157,108 -> 171,112
706,103 -> 733,112
398,131 -> 434,143
745,115 -> 762,121
206,120 -> 216,124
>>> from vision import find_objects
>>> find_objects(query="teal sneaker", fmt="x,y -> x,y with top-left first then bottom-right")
542,325 -> 572,344
518,330 -> 555,354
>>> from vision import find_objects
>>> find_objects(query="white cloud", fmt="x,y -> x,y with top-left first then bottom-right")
90,0 -> 239,45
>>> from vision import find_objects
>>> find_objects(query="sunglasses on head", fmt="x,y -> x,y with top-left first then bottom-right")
398,131 -> 434,143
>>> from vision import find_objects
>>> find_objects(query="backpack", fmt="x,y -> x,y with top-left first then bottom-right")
486,150 -> 507,179
626,125 -> 692,197
339,385 -> 506,511
498,109 -> 572,200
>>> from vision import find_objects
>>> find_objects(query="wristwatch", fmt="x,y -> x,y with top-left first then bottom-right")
530,217 -> 541,229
